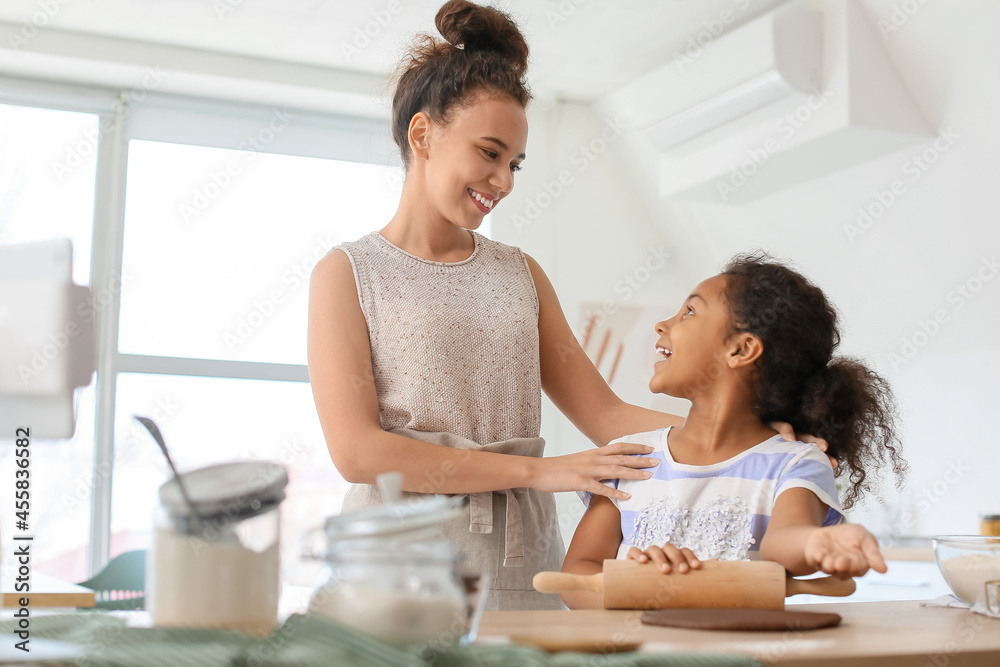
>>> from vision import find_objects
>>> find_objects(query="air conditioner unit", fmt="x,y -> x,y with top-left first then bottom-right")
637,7 -> 824,151
599,0 -> 933,203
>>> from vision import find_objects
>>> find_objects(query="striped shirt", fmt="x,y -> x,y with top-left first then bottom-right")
587,426 -> 843,560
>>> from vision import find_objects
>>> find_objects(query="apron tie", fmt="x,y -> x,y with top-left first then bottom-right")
469,489 -> 525,567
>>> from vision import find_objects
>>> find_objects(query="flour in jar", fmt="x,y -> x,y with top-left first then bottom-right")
941,553 -> 1000,607
149,527 -> 279,635
309,583 -> 467,645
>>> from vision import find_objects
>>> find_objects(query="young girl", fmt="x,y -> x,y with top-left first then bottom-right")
559,252 -> 907,609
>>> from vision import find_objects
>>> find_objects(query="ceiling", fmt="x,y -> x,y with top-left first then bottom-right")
0,0 -> 790,101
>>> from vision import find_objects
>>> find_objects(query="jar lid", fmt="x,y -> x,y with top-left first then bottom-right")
982,514 -> 1000,521
159,460 -> 288,520
322,493 -> 467,541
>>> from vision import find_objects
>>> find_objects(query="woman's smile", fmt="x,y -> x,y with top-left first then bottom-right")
468,187 -> 497,213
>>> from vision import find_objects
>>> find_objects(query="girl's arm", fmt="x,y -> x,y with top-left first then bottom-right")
308,250 -> 656,497
560,495 -> 624,609
760,488 -> 887,577
524,253 -> 683,447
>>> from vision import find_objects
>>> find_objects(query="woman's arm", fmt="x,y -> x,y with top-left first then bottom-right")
560,495 -> 624,609
760,488 -> 886,577
308,250 -> 656,497
524,253 -> 683,447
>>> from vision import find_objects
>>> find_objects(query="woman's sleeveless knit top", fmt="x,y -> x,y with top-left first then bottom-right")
332,230 -> 542,444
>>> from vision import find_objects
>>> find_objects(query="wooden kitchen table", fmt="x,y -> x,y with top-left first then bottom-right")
478,601 -> 1000,666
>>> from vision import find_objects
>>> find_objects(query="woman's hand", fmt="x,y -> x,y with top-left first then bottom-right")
770,421 -> 838,469
626,544 -> 701,574
804,524 -> 887,578
530,441 -> 659,501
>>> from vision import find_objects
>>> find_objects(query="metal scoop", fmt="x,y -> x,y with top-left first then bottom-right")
134,415 -> 202,532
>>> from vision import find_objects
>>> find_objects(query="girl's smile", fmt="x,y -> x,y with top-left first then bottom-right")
654,345 -> 672,365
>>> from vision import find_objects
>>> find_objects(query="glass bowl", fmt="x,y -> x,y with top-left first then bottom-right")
932,535 -> 1000,608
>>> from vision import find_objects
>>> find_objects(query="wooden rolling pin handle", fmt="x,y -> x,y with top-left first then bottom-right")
786,575 -> 857,598
532,571 -> 604,595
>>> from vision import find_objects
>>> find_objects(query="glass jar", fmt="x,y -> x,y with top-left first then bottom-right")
303,473 -> 488,647
148,460 -> 288,635
981,514 -> 1000,537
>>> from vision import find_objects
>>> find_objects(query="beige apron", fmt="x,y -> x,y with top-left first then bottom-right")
341,428 -> 566,612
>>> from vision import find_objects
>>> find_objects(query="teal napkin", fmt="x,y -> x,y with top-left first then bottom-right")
0,611 -> 762,667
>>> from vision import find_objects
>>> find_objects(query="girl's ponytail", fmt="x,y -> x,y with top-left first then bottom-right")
797,358 -> 903,510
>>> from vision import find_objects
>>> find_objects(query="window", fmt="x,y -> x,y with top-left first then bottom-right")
1,83 -> 455,587
117,140 -> 399,365
110,373 -> 344,586
0,102 -> 96,284
105,98 -> 404,587
0,100 -> 100,582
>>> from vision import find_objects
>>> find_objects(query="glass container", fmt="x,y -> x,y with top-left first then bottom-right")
933,535 -> 1000,608
303,473 -> 488,647
148,460 -> 288,635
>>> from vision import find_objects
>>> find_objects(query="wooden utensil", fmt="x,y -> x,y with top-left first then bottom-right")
533,559 -> 856,610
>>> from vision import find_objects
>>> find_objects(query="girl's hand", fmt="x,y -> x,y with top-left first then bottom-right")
626,544 -> 701,574
530,441 -> 660,501
769,421 -> 838,469
804,524 -> 887,578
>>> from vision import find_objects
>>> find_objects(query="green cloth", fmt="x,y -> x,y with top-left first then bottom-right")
0,612 -> 762,667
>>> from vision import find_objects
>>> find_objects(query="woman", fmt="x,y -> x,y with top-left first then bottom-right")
307,0 -> 827,611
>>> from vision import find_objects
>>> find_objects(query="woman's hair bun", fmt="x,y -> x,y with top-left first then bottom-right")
389,0 -> 531,166
434,0 -> 529,75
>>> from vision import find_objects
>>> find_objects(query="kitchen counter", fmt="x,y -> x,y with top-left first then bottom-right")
878,535 -> 936,562
478,601 -> 1000,666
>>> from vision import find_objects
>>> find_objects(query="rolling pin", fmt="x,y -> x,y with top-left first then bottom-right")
533,559 -> 856,610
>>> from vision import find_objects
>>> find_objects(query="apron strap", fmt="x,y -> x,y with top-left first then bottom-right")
467,490 -> 525,567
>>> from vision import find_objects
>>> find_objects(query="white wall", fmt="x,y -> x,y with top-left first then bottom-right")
660,0 -> 1000,536
8,0 -> 993,546
496,0 -> 1000,544
494,100 -> 701,548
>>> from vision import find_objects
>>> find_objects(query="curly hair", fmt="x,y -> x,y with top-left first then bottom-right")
720,251 -> 907,509
390,1 -> 531,167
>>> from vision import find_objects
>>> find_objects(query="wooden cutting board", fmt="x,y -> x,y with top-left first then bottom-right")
1,571 -> 95,608
509,635 -> 643,653
534,559 -> 856,610
641,608 -> 843,631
